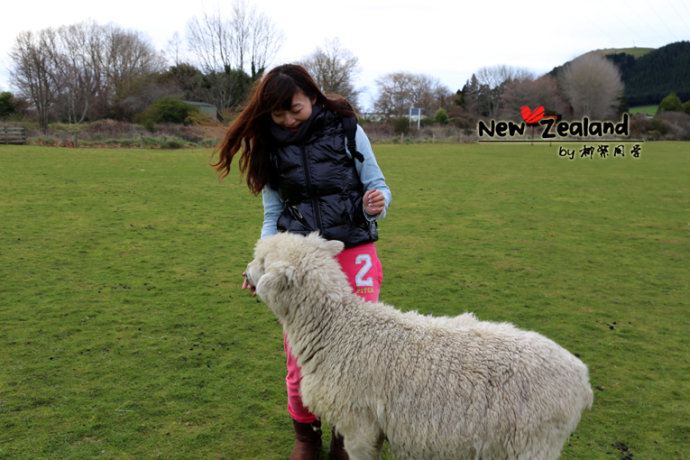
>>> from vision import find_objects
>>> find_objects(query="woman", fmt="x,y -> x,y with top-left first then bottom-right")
214,64 -> 391,459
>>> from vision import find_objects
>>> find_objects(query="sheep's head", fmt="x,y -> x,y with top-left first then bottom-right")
245,232 -> 344,320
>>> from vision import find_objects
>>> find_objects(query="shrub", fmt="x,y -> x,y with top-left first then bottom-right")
450,112 -> 476,131
683,100 -> 690,116
657,112 -> 690,140
31,136 -> 57,146
140,136 -> 160,148
434,108 -> 449,125
184,110 -> 214,126
83,119 -> 136,136
419,117 -> 435,128
161,137 -> 185,149
657,92 -> 683,114
391,117 -> 410,135
650,118 -> 670,138
156,123 -> 204,142
201,138 -> 219,148
136,98 -> 200,127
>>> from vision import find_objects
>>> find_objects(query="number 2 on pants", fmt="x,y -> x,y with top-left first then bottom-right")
354,254 -> 374,287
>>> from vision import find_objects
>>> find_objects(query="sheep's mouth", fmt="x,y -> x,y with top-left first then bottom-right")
244,267 -> 259,292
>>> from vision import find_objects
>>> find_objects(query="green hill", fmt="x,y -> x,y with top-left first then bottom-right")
619,41 -> 690,106
547,47 -> 654,77
588,47 -> 655,58
549,41 -> 690,107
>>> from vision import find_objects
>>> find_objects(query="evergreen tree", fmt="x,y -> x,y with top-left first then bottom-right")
0,92 -> 16,118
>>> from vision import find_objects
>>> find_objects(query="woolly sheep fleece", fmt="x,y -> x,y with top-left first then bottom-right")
245,232 -> 593,460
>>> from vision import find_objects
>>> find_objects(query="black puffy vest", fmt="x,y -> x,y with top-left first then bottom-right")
269,110 -> 378,247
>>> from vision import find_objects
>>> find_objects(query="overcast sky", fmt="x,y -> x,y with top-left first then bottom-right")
1,0 -> 688,110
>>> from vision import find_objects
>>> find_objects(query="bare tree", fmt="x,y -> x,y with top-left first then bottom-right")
559,54 -> 624,119
186,11 -> 233,74
165,32 -> 184,67
104,26 -> 164,98
48,22 -> 107,123
415,74 -> 452,116
185,1 -> 281,112
10,31 -> 56,132
374,72 -> 451,118
473,65 -> 535,118
476,65 -> 534,90
10,22 -> 164,125
374,72 -> 416,118
499,75 -> 569,120
246,11 -> 282,78
302,39 -> 360,109
102,25 -> 166,117
186,1 -> 281,76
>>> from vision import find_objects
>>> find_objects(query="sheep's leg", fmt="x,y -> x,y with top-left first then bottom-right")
339,422 -> 384,460
516,425 -> 570,460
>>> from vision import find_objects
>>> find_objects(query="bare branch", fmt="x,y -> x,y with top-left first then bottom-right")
186,1 -> 282,76
374,72 -> 451,119
302,39 -> 360,109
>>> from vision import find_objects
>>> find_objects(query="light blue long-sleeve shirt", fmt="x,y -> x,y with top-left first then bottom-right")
261,124 -> 392,239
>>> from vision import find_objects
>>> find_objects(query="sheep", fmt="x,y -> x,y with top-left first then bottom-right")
245,232 -> 593,460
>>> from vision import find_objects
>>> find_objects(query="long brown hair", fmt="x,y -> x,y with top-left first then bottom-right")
213,63 -> 356,194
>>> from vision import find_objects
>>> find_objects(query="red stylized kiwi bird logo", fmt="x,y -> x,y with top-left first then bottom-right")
520,105 -> 561,126
520,105 -> 545,124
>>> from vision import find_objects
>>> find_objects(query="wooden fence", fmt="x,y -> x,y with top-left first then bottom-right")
0,125 -> 28,144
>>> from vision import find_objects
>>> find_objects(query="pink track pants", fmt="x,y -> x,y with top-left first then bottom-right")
284,242 -> 383,423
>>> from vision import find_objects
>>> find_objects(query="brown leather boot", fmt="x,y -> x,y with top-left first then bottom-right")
329,428 -> 349,460
290,419 -> 322,460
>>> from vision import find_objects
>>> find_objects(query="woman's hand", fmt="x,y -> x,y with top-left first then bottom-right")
363,189 -> 385,216
242,272 -> 257,296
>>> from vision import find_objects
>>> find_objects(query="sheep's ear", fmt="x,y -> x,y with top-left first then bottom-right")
255,269 -> 289,318
256,261 -> 295,301
273,261 -> 295,285
305,231 -> 323,245
305,232 -> 343,256
323,240 -> 344,256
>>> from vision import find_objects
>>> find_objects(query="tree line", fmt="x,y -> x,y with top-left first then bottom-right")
3,1 -> 648,133
5,2 -> 282,132
10,23 -> 164,130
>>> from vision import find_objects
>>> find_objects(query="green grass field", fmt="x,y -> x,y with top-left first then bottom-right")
628,105 -> 658,116
1,142 -> 688,459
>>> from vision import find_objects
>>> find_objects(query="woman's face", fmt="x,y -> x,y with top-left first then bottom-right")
270,90 -> 315,132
